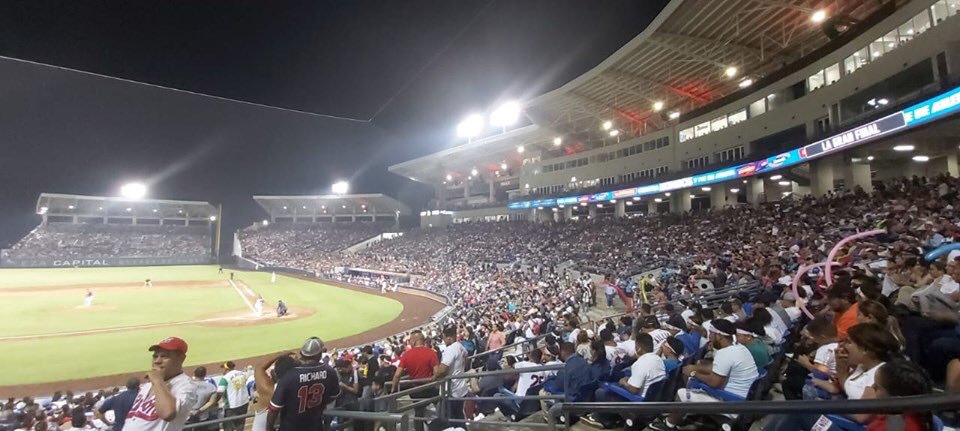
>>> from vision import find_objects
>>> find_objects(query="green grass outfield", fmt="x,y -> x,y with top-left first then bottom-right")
0,265 -> 403,386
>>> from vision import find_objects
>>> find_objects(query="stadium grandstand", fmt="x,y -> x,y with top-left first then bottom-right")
392,0 -> 960,227
0,193 -> 217,267
7,1 -> 960,431
234,193 -> 410,278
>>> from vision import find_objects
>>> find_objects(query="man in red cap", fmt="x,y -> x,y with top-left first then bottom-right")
124,337 -> 198,431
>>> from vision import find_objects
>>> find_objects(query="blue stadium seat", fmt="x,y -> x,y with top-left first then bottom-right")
689,369 -> 767,402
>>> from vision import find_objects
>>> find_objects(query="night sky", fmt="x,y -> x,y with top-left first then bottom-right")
0,0 -> 668,247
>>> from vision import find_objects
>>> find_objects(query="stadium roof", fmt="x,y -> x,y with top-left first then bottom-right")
392,0 -> 893,183
36,193 -> 217,218
253,194 -> 410,217
389,125 -> 558,184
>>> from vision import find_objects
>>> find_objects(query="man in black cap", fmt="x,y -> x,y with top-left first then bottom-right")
267,337 -> 340,431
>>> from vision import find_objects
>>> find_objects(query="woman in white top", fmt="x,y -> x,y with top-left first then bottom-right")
251,354 -> 297,431
818,323 -> 901,422
763,323 -> 901,430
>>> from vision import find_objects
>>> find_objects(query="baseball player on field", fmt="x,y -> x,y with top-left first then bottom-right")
254,296 -> 265,316
83,289 -> 94,307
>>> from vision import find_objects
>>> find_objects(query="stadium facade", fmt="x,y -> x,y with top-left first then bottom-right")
0,193 -> 218,267
390,0 -> 960,227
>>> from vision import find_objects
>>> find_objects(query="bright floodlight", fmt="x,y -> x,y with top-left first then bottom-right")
446,174 -> 453,181
262,219 -> 269,226
668,111 -> 680,120
738,78 -> 753,88
609,129 -> 620,137
332,181 -> 350,195
209,215 -> 217,221
602,120 -> 613,130
517,145 -> 525,154
456,114 -> 485,138
490,101 -> 522,127
810,9 -> 828,24
471,168 -> 479,176
553,137 -> 562,146
652,101 -> 664,111
893,145 -> 915,152
500,162 -> 508,170
770,174 -> 783,181
725,66 -> 738,78
730,188 -> 740,193
913,155 -> 930,162
120,182 -> 147,200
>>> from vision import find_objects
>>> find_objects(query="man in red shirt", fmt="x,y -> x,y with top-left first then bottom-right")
391,331 -> 439,398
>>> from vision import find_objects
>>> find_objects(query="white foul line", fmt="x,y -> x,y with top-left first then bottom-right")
229,280 -> 257,313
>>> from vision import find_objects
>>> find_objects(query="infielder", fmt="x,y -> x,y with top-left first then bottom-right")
143,278 -> 153,288
83,289 -> 94,307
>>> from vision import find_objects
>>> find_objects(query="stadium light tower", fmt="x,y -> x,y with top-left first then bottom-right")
332,181 -> 350,195
490,101 -> 522,131
120,182 -> 147,200
456,114 -> 485,141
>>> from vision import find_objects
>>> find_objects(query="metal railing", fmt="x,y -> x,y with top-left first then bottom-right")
548,394 -> 960,431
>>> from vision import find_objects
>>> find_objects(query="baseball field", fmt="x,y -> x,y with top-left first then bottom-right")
0,265 -> 437,396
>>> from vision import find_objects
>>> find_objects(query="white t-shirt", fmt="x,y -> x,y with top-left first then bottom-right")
845,362 -> 884,400
785,307 -> 802,323
814,342 -> 839,375
681,309 -> 695,323
647,329 -> 671,352
712,344 -> 758,399
605,344 -> 628,366
617,339 -> 637,358
124,373 -> 198,431
218,370 -> 251,408
764,325 -> 784,345
567,329 -> 581,344
514,361 -> 545,397
544,360 -> 562,378
441,341 -> 469,397
626,352 -> 666,398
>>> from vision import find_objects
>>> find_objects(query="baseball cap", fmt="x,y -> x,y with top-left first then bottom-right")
301,337 -> 325,358
149,337 -> 188,354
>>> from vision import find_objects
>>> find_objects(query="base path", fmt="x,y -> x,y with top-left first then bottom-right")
0,278 -> 444,398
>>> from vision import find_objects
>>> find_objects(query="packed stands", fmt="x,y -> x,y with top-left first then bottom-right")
4,224 -> 210,259
238,222 -> 391,270
7,174 -> 960,429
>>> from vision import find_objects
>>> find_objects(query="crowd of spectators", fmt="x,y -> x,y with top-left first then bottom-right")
237,223 -> 391,270
5,225 -> 210,259
6,174 -> 960,430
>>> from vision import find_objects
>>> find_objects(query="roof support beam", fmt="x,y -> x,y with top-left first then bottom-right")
643,37 -> 730,68
653,32 -> 793,63
602,70 -> 710,103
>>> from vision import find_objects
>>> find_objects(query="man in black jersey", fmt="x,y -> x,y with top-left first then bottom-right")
267,337 -> 341,431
